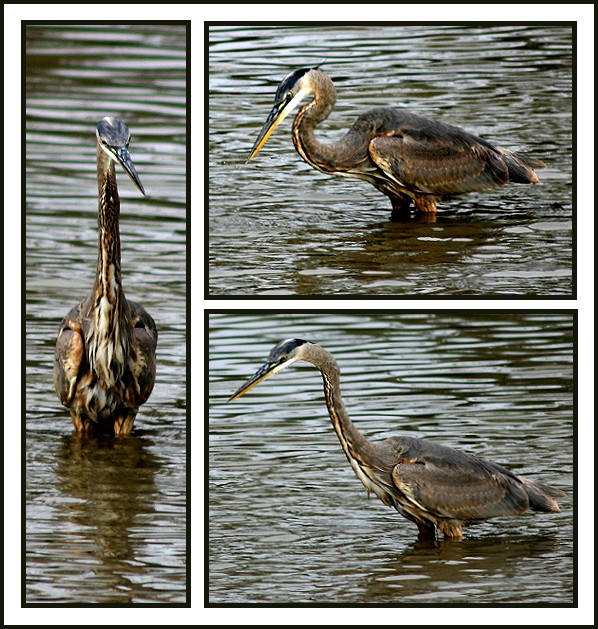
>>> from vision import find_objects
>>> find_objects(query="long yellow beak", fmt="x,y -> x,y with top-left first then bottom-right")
228,361 -> 278,402
247,88 -> 308,162
228,354 -> 300,402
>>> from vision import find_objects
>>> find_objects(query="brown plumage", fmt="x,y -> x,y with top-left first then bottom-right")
53,117 -> 157,436
248,67 -> 545,215
229,339 -> 566,541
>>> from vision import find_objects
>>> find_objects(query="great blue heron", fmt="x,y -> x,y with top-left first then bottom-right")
228,339 -> 565,541
248,67 -> 545,216
53,117 -> 157,436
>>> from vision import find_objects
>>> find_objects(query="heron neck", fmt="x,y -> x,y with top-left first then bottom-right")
95,145 -> 123,299
88,144 -> 129,387
293,98 -> 370,175
291,73 -> 343,172
312,349 -> 371,464
316,352 -> 399,506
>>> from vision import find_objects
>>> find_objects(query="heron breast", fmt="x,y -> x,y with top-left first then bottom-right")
348,457 -> 394,505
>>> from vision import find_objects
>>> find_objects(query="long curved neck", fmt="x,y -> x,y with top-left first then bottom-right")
310,346 -> 398,505
307,346 -> 371,465
88,144 -> 129,386
291,71 -> 342,172
95,144 -> 123,299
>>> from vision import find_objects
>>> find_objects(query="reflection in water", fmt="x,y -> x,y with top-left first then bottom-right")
291,215 -> 500,295
57,435 -> 158,556
55,435 -> 159,602
363,533 -> 565,603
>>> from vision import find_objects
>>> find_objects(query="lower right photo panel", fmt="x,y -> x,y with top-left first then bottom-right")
207,310 -> 574,605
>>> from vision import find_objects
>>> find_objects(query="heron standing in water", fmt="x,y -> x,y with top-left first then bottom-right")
229,339 -> 565,540
248,67 -> 545,216
53,117 -> 157,436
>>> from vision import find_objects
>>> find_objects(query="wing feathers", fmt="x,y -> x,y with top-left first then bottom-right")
392,460 -> 529,521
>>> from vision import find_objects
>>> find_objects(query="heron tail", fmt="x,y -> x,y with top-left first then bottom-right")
519,477 -> 566,513
496,147 -> 546,184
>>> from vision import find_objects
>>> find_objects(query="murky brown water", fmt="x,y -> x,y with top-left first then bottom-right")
208,25 -> 572,296
24,23 -> 187,604
209,312 -> 574,604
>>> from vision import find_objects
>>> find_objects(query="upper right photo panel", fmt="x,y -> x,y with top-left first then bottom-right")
208,24 -> 573,297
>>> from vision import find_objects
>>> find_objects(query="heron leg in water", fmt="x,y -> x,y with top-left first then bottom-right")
417,523 -> 438,541
72,412 -> 136,436
389,193 -> 438,222
113,414 -> 136,437
437,520 -> 464,541
413,196 -> 438,215
389,194 -> 409,211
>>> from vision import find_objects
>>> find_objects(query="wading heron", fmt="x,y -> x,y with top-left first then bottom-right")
229,339 -> 565,541
53,117 -> 157,436
248,67 -> 545,216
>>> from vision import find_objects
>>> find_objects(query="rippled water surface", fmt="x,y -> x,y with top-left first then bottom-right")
209,312 -> 574,604
208,25 -> 572,296
25,24 -> 188,604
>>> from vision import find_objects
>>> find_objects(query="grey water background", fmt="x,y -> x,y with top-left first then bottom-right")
25,24 -> 187,604
208,312 -> 574,604
208,24 -> 573,296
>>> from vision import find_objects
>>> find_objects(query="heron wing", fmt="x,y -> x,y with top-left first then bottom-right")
391,457 -> 530,521
127,300 -> 158,404
369,126 -> 511,196
53,309 -> 85,406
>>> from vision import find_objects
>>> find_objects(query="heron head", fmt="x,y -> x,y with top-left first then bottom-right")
228,339 -> 313,402
247,67 -> 325,161
96,117 -> 145,195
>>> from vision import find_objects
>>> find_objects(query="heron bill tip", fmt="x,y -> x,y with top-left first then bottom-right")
228,363 -> 276,402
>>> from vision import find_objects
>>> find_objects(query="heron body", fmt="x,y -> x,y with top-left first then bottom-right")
248,68 -> 545,215
53,117 -> 157,436
229,339 -> 565,541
